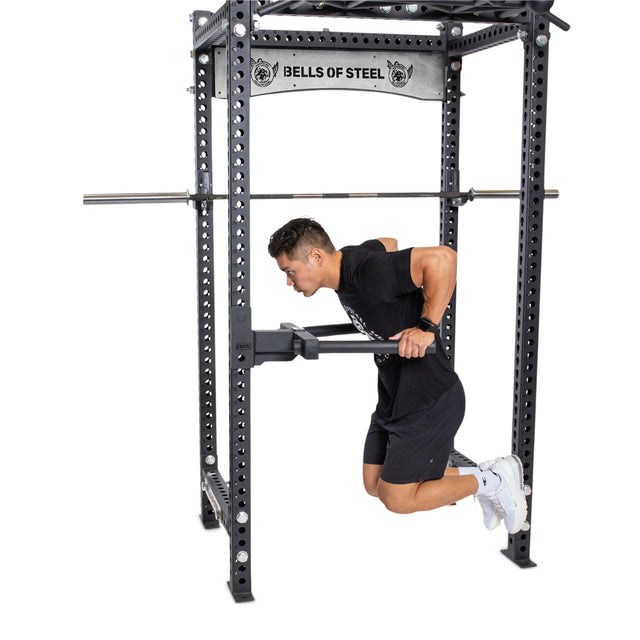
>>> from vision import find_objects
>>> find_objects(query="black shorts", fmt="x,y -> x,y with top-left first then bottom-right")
363,379 -> 465,484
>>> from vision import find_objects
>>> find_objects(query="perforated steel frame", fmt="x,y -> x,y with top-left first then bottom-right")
500,13 -> 551,569
439,21 -> 462,366
192,0 -> 563,602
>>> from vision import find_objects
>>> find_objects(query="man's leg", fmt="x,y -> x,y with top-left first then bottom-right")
376,474 -> 478,514
363,463 -> 383,497
364,464 -> 470,504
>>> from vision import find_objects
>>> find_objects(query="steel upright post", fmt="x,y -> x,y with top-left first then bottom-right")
193,10 -> 219,530
226,0 -> 255,602
439,22 -> 463,366
502,14 -> 551,568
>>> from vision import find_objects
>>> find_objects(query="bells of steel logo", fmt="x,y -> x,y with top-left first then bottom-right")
250,58 -> 279,87
387,60 -> 414,88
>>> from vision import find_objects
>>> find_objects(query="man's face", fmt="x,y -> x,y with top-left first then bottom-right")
276,250 -> 322,297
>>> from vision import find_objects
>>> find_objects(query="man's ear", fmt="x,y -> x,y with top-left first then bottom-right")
309,247 -> 323,264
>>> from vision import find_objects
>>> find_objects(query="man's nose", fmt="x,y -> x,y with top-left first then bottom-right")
286,275 -> 293,286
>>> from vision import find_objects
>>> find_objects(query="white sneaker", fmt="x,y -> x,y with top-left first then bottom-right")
476,458 -> 501,530
488,455 -> 528,534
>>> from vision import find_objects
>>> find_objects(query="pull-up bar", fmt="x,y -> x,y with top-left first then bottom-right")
83,188 -> 559,206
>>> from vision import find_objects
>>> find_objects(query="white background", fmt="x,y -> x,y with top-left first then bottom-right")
1,1 -> 638,637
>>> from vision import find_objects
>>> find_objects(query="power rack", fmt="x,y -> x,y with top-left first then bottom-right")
84,0 -> 569,602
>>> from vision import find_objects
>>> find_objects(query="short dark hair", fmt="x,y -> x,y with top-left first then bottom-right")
267,218 -> 335,260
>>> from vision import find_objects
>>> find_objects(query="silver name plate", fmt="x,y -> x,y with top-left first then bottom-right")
214,47 -> 445,101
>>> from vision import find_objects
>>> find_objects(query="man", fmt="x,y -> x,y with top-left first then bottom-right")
268,217 -> 527,533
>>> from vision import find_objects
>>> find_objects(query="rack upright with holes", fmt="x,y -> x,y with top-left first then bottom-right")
190,1 -> 569,602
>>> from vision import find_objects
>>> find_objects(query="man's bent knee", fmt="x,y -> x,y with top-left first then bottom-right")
377,482 -> 418,514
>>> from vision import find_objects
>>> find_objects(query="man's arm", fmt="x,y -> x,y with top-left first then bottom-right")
390,246 -> 457,358
376,237 -> 398,252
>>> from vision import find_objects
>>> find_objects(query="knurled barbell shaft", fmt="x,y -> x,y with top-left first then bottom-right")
83,189 -> 559,205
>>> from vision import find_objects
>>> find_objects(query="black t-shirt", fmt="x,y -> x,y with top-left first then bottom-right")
336,239 -> 459,421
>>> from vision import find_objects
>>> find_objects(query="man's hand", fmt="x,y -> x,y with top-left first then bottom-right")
389,327 -> 435,358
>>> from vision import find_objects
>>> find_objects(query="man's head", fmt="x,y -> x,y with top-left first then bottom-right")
268,218 -> 337,297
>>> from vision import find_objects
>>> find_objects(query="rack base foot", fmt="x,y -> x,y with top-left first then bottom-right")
228,582 -> 255,603
501,549 -> 537,568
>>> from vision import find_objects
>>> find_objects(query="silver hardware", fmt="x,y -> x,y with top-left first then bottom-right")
187,86 -> 195,94
198,16 -> 208,26
205,455 -> 216,465
436,23 -> 445,32
450,61 -> 462,71
236,551 -> 249,563
236,511 -> 249,524
202,476 -> 222,521
535,34 -> 549,47
451,26 -> 462,37
233,23 -> 247,37
406,4 -> 418,12
517,30 -> 529,41
198,53 -> 210,65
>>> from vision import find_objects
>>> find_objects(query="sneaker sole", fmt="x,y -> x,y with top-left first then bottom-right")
496,455 -> 528,534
